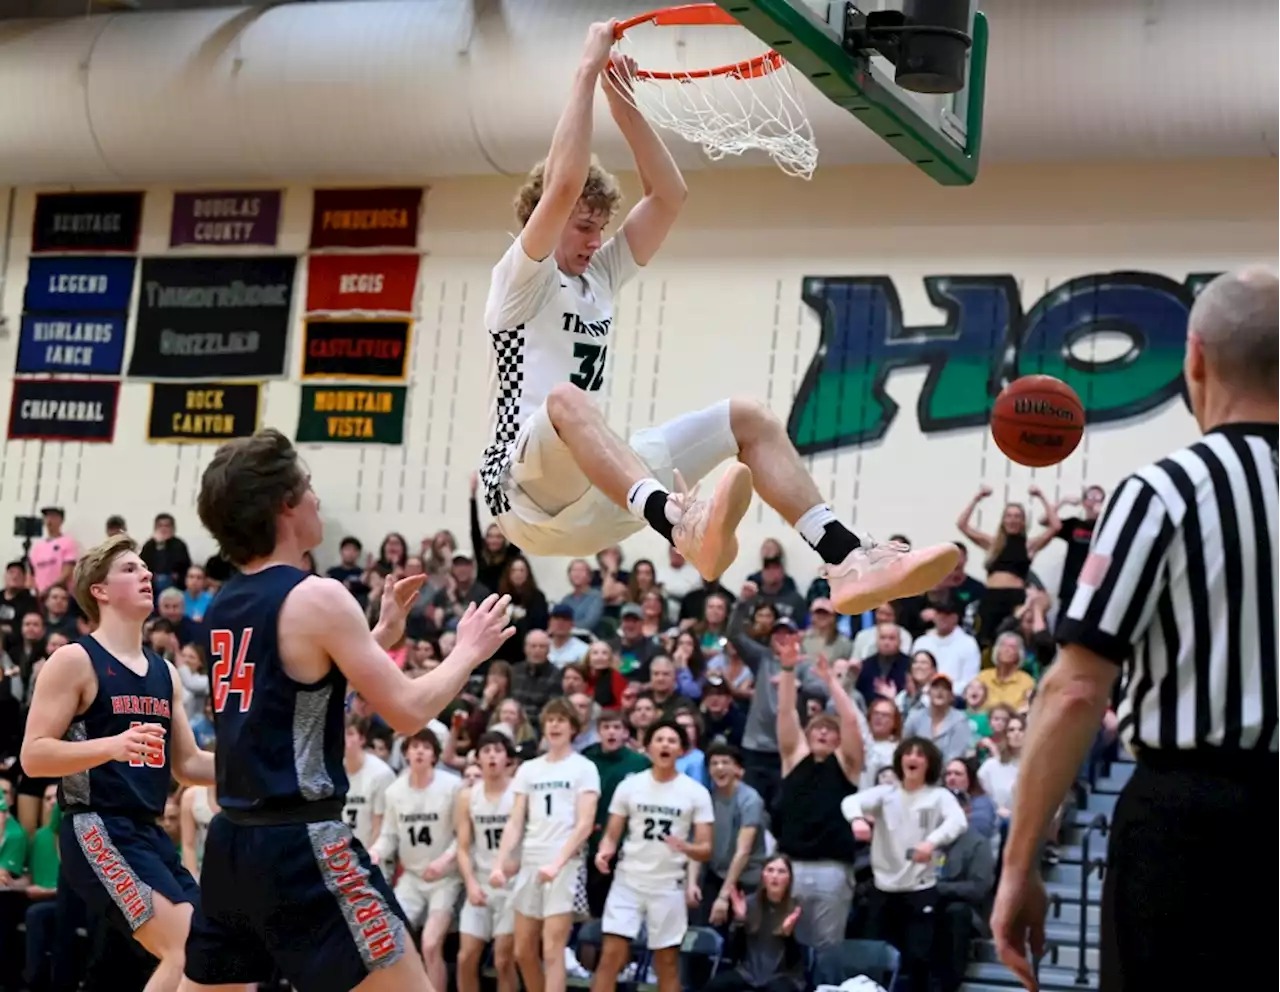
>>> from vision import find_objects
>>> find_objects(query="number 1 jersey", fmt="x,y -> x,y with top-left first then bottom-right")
512,751 -> 601,867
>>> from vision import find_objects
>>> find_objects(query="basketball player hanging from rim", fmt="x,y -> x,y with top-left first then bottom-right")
480,20 -> 961,613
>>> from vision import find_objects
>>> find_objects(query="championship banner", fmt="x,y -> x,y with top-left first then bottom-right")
147,382 -> 261,443
16,314 -> 128,376
301,319 -> 411,381
128,255 -> 298,379
7,378 -> 119,442
305,254 -> 420,313
169,190 -> 283,247
32,192 -> 143,253
310,187 -> 422,249
296,385 -> 407,445
23,256 -> 136,312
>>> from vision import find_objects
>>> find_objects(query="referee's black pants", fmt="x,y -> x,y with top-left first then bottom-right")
1101,749 -> 1278,992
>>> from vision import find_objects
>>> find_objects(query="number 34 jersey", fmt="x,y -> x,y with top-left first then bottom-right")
609,770 -> 715,894
370,772 -> 462,876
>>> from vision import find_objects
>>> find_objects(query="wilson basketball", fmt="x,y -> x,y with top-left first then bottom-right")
990,375 -> 1085,468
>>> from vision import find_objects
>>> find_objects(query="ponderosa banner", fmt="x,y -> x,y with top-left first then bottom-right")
32,192 -> 143,253
301,319 -> 411,381
128,256 -> 298,379
296,385 -> 407,444
147,383 -> 261,443
310,188 -> 422,249
23,256 -> 136,313
170,190 -> 282,247
16,315 -> 127,376
305,254 -> 420,313
7,378 -> 120,442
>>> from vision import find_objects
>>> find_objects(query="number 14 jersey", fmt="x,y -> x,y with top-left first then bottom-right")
610,770 -> 714,894
371,773 -> 462,876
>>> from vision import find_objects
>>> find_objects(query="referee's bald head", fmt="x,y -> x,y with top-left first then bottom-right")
1186,267 -> 1278,399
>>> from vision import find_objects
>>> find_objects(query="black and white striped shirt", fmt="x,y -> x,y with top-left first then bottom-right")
1057,423 -> 1278,752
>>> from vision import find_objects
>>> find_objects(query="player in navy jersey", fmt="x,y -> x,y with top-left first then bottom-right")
180,428 -> 516,992
21,534 -> 216,992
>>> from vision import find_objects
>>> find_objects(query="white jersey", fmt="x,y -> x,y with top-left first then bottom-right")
372,772 -> 462,875
512,750 -> 601,866
609,770 -> 714,894
478,230 -> 640,516
343,752 -> 396,850
190,786 -> 216,871
469,779 -> 517,877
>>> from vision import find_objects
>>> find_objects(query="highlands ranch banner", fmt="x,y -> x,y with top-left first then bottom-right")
301,319 -> 410,381
16,315 -> 127,376
310,188 -> 422,249
296,385 -> 407,444
170,190 -> 282,247
32,192 -> 143,253
305,254 -> 420,313
7,379 -> 120,442
147,383 -> 261,443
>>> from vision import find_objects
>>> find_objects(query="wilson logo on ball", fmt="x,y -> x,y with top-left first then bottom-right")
1012,398 -> 1077,422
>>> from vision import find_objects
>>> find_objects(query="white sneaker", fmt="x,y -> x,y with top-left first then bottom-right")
821,538 -> 961,615
669,464 -> 754,582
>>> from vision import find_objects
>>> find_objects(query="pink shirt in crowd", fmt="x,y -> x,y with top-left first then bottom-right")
30,535 -> 79,593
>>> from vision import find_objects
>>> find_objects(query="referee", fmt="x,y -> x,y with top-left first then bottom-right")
990,266 -> 1278,992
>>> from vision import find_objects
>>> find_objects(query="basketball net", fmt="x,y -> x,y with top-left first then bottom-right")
610,24 -> 818,180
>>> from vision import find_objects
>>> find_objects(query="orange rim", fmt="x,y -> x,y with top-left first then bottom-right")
613,3 -> 786,81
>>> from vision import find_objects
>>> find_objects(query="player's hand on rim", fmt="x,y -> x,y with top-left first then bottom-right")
112,722 -> 166,764
456,594 -> 518,661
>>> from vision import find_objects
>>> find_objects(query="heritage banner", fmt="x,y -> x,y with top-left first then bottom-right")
32,192 -> 143,253
7,378 -> 120,442
296,385 -> 407,445
305,253 -> 420,313
309,187 -> 423,249
301,318 -> 411,381
147,382 -> 261,443
169,190 -> 282,247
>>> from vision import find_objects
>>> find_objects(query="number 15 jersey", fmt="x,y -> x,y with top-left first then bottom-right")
609,770 -> 714,894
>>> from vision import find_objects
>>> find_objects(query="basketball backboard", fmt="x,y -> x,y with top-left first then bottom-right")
717,0 -> 987,184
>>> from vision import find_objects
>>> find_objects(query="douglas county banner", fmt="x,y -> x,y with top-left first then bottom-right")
296,385 -> 407,444
128,255 -> 298,379
147,382 -> 261,442
170,190 -> 282,247
305,253 -> 420,313
16,315 -> 128,376
301,319 -> 411,380
32,192 -> 144,253
23,256 -> 136,313
7,378 -> 120,442
310,188 -> 423,249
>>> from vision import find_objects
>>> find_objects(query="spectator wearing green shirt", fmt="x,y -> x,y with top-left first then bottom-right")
0,786 -> 29,880
22,784 -> 67,992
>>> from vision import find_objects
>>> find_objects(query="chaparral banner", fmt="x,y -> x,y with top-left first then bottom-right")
169,190 -> 282,247
7,378 -> 120,442
32,192 -> 143,253
309,187 -> 423,249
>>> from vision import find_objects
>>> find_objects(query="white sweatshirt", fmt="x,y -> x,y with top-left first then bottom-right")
841,784 -> 967,893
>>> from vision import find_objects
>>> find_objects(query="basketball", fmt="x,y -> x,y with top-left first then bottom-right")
990,375 -> 1085,468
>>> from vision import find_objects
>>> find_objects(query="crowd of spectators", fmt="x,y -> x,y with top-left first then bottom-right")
0,481 -> 1120,992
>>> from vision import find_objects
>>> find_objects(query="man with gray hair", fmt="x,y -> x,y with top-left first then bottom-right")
991,267 -> 1278,992
155,586 -> 202,648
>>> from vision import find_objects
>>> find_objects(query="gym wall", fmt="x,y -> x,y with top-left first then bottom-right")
0,158 -> 1273,599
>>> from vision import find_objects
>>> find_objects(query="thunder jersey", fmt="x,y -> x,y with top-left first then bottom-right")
478,230 -> 640,516
201,565 -> 349,816
59,637 -> 173,819
371,773 -> 462,875
511,751 -> 601,866
343,752 -> 396,850
468,779 -> 517,878
609,769 -> 715,893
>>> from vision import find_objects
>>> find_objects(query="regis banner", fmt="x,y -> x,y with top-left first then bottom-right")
305,254 -> 420,313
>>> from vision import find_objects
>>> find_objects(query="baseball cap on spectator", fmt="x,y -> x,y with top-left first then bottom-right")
704,676 -> 732,695
761,555 -> 784,569
930,673 -> 954,692
810,597 -> 835,614
620,603 -> 644,620
771,616 -> 799,635
550,604 -> 575,621
40,506 -> 65,518
452,552 -> 473,564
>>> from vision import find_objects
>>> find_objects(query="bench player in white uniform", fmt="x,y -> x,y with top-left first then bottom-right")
490,699 -> 599,992
368,728 -> 461,992
342,713 -> 396,852
593,719 -> 714,992
455,731 -> 520,992
478,20 -> 960,616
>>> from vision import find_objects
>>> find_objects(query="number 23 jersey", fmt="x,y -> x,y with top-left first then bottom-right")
609,769 -> 714,893
512,751 -> 601,867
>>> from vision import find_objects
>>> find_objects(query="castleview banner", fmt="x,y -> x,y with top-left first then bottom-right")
310,188 -> 423,249
170,190 -> 282,247
7,379 -> 120,442
128,256 -> 298,379
305,254 -> 420,313
32,192 -> 143,253
301,319 -> 410,381
147,383 -> 261,443
296,385 -> 407,445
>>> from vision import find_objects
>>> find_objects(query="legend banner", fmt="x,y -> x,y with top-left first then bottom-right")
296,385 -> 407,445
305,253 -> 420,313
7,379 -> 120,442
23,256 -> 136,313
170,190 -> 282,247
310,187 -> 422,249
32,192 -> 143,253
147,382 -> 261,443
301,319 -> 410,381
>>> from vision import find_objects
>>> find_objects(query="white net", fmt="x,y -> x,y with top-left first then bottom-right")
609,41 -> 819,180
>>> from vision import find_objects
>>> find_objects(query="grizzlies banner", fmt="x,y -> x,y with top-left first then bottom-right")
128,256 -> 298,379
169,190 -> 282,247
7,378 -> 119,442
309,188 -> 423,249
147,382 -> 261,443
32,192 -> 143,253
305,254 -> 420,313
301,319 -> 410,381
296,385 -> 407,445
23,256 -> 136,313
16,314 -> 127,375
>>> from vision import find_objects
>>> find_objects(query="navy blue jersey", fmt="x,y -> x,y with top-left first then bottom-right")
60,636 -> 174,818
201,565 -> 349,814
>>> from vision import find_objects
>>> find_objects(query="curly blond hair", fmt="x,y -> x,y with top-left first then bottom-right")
514,156 -> 623,227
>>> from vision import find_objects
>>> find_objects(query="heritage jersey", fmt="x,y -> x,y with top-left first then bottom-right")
59,637 -> 174,818
371,773 -> 462,875
610,769 -> 715,893
478,230 -> 640,516
343,752 -> 396,850
511,751 -> 600,866
468,779 -> 517,878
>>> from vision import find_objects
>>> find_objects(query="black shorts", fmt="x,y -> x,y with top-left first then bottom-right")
59,811 -> 200,935
184,815 -> 412,992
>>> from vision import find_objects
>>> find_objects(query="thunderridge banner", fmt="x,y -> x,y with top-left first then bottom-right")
128,256 -> 298,379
